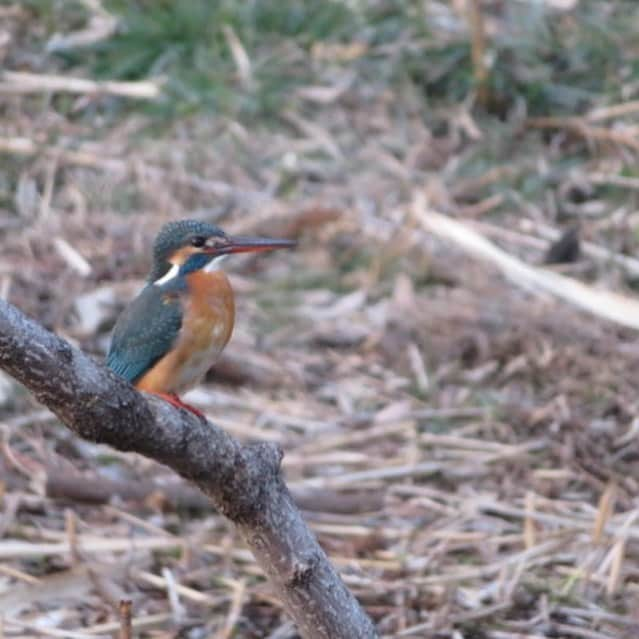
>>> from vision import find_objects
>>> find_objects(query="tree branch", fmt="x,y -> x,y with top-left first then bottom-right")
0,299 -> 378,639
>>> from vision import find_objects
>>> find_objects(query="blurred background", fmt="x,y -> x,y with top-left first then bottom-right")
2,1 -> 639,637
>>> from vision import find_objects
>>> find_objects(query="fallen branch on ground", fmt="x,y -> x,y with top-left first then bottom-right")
412,196 -> 639,331
0,299 -> 378,639
42,467 -> 384,514
0,71 -> 161,99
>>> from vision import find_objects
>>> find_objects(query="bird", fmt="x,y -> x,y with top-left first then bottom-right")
106,219 -> 295,417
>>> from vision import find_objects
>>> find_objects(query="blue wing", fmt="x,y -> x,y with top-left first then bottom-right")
106,283 -> 183,384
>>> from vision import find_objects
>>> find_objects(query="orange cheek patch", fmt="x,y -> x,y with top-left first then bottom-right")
170,245 -> 199,266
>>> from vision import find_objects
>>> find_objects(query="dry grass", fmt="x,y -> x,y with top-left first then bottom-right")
2,1 -> 639,637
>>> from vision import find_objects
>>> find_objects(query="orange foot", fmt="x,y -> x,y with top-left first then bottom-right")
151,392 -> 206,420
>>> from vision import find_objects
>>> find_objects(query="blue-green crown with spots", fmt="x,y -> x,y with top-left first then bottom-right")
149,219 -> 225,282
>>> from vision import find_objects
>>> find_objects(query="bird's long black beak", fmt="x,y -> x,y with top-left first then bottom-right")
209,236 -> 296,255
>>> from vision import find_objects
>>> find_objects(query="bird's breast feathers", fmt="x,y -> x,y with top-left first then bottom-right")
183,269 -> 235,348
135,270 -> 235,394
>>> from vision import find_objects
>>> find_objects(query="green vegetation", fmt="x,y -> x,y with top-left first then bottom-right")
62,0 -> 360,117
21,0 -> 637,120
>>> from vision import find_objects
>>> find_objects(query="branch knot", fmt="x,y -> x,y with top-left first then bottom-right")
287,552 -> 321,588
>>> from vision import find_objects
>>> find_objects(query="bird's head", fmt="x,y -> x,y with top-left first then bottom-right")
149,219 -> 295,284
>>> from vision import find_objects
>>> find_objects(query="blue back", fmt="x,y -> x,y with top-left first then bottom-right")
107,280 -> 184,383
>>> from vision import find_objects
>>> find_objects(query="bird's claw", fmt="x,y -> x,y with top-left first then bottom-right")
151,392 -> 207,421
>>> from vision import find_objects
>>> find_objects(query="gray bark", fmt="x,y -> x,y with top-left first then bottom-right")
0,299 -> 378,639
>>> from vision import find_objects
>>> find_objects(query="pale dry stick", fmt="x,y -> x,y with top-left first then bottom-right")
587,99 -> 639,121
39,155 -> 59,220
0,300 -> 378,639
222,25 -> 252,87
414,538 -> 568,585
265,620 -> 297,639
0,536 -> 186,559
526,116 -> 639,152
209,415 -> 284,442
0,136 -> 261,203
387,407 -> 490,421
533,468 -> 576,480
0,565 -> 126,617
0,71 -> 161,99
0,137 -> 125,172
3,532 -> 282,564
2,620 -> 106,639
569,543 -> 606,599
420,432 -> 542,455
104,505 -> 175,538
65,508 -> 80,565
254,409 -> 334,435
457,192 -> 504,217
417,529 -> 561,548
301,411 -> 487,456
418,448 -> 525,467
390,483 -> 466,502
45,0 -> 117,52
555,565 -> 639,593
517,217 -> 639,277
508,491 -> 611,516
407,342 -> 429,392
13,519 -> 167,543
614,417 -> 639,447
556,605 -> 639,630
477,499 -> 639,542
0,6 -> 24,17
394,493 -> 458,517
502,546 -> 529,602
1,408 -> 67,429
551,623 -> 617,639
46,18 -> 116,53
218,579 -> 247,639
0,274 -> 11,300
592,482 -> 616,544
290,460 -> 443,490
119,600 -> 132,639
295,74 -> 354,104
281,111 -> 342,160
452,165 -> 519,198
394,602 -> 512,638
413,198 -> 639,331
284,450 -> 385,469
295,421 -> 413,455
524,491 -> 537,549
327,556 -> 402,571
84,613 -> 171,636
131,569 -> 226,607
605,509 -> 639,596
162,568 -> 186,621
588,172 -> 639,191
471,220 -> 552,252
0,564 -> 41,584
309,522 -> 403,539
53,237 -> 92,277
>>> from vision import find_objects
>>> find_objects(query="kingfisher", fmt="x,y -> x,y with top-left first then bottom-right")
106,219 -> 295,417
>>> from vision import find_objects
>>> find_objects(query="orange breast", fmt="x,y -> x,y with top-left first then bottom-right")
136,270 -> 235,394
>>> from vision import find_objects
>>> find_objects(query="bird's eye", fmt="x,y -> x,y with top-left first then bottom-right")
191,236 -> 206,248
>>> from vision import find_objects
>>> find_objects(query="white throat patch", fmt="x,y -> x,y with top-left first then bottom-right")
153,255 -> 227,285
204,255 -> 227,272
153,263 -> 179,286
